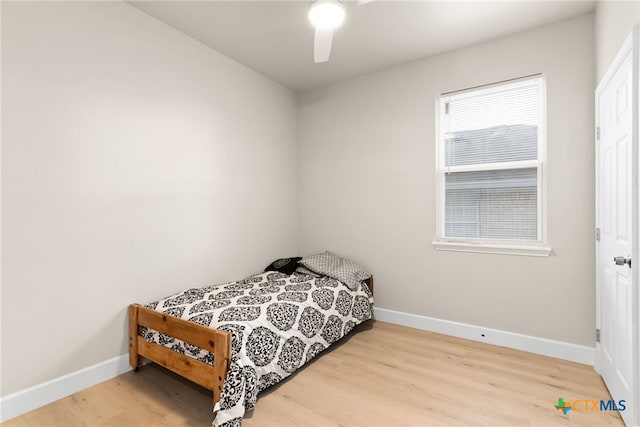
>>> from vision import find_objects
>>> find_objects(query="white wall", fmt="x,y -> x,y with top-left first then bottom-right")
1,1 -> 297,397
298,13 -> 595,346
595,0 -> 640,82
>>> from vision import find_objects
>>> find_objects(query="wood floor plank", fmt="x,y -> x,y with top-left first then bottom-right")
2,321 -> 624,426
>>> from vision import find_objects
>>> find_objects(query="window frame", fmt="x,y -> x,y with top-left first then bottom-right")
432,76 -> 551,257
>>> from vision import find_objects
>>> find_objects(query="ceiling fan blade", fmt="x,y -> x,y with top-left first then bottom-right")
314,28 -> 334,63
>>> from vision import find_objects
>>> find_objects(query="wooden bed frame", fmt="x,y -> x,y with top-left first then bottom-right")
128,276 -> 373,407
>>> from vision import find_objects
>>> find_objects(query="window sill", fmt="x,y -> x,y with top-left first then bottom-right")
432,240 -> 552,257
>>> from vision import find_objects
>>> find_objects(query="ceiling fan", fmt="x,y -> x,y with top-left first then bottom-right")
308,0 -> 374,63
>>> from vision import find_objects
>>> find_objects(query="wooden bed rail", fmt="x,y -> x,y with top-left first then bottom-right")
128,304 -> 231,405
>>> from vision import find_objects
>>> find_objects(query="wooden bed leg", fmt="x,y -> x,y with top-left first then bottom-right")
212,332 -> 231,407
129,305 -> 141,369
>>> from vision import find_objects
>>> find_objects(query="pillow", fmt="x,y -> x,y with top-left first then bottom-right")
264,257 -> 302,275
299,251 -> 370,291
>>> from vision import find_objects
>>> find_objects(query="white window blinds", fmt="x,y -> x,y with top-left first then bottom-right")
438,77 -> 544,243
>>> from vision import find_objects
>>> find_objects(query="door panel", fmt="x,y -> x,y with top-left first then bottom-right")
596,40 -> 637,427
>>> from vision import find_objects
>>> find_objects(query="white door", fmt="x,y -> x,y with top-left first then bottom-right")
595,28 -> 639,427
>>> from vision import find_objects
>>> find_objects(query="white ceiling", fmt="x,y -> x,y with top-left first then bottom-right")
128,1 -> 596,91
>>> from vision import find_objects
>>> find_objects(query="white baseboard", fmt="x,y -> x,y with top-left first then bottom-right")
0,310 -> 595,423
0,353 -> 131,423
373,307 -> 595,365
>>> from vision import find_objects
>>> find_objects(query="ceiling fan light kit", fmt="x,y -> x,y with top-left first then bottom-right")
308,0 -> 346,31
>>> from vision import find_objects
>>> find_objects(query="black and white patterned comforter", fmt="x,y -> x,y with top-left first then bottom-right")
142,271 -> 374,426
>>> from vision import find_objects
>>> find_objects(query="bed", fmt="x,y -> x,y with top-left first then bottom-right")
128,252 -> 374,426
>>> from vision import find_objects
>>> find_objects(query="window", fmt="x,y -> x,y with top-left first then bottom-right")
433,76 -> 550,256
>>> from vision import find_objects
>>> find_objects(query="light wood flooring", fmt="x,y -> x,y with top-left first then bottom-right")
3,321 -> 624,426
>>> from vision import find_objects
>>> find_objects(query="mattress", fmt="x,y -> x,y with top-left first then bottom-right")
142,270 -> 374,426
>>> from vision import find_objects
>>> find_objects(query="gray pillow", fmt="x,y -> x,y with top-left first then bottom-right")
300,251 -> 370,291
